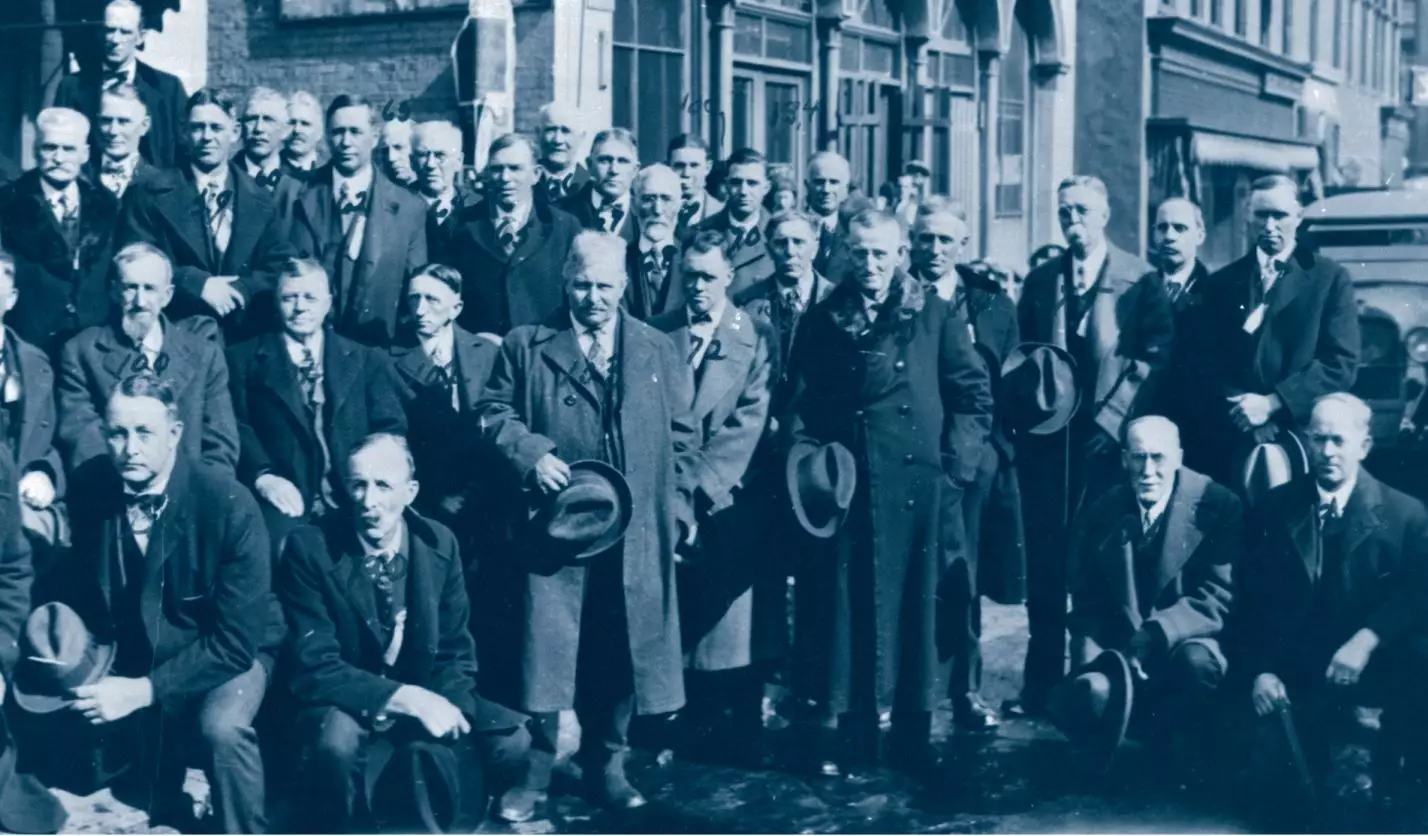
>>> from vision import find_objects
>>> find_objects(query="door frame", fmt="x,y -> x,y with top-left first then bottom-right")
731,64 -> 813,190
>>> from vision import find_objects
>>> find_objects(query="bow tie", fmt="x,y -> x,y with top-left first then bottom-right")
340,191 -> 369,213
101,158 -> 131,176
689,310 -> 714,325
361,550 -> 408,592
254,169 -> 282,190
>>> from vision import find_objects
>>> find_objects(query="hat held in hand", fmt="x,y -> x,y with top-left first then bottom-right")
13,602 -> 116,715
787,440 -> 857,539
529,460 -> 632,561
1000,342 -> 1080,436
1045,649 -> 1134,773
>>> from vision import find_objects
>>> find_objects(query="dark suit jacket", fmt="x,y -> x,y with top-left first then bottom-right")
54,62 -> 187,169
120,164 -> 293,340
83,156 -> 167,205
0,453 -> 34,678
560,183 -> 637,247
278,510 -> 479,722
1067,468 -> 1239,664
56,316 -> 239,474
446,199 -> 582,337
696,208 -> 776,298
2,328 -> 63,492
60,456 -> 284,708
534,164 -> 590,209
622,237 -> 686,321
422,183 -> 482,266
0,171 -> 119,352
1233,471 -> 1428,678
734,272 -> 835,431
227,330 -> 407,510
288,166 -> 429,347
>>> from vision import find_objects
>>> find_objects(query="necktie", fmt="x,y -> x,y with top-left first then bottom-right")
495,215 -> 518,257
100,158 -> 131,198
585,329 -> 610,380
339,184 -> 369,261
126,493 -> 168,537
103,71 -> 127,91
254,169 -> 282,192
130,349 -> 167,375
299,347 -> 337,509
643,248 -> 668,299
1262,259 -> 1287,295
690,310 -> 714,325
53,190 -> 76,225
600,203 -> 624,234
203,182 -> 233,256
1317,500 -> 1340,530
431,202 -> 451,226
433,361 -> 458,410
781,286 -> 804,317
1140,502 -> 1156,534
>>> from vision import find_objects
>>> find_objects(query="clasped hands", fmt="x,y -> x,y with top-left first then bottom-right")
202,276 -> 245,318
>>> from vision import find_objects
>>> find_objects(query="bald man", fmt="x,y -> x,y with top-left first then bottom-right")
1056,415 -> 1239,756
623,163 -> 686,319
805,152 -> 851,276
534,102 -> 590,206
412,120 -> 473,260
54,0 -> 188,169
1235,394 -> 1428,805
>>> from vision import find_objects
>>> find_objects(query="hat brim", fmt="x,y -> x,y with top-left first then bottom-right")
528,460 -> 633,562
1240,429 -> 1310,503
1000,343 -> 1082,436
1048,650 -> 1133,772
786,441 -> 853,539
13,641 -> 116,715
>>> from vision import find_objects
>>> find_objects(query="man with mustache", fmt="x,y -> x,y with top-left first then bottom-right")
87,84 -> 164,202
698,147 -> 775,297
534,102 -> 589,206
283,91 -> 325,179
288,94 -> 429,348
447,132 -> 581,337
478,231 -> 695,821
56,242 -> 237,475
1183,175 -> 1359,488
0,108 -> 120,353
667,134 -> 723,241
120,89 -> 293,342
54,0 -> 187,169
226,258 -> 406,550
622,164 -> 686,320
1009,175 -> 1170,718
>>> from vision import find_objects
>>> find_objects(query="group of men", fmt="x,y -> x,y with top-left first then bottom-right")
0,0 -> 1419,832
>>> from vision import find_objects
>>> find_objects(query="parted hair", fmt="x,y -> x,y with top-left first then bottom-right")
590,127 -> 638,155
684,230 -> 731,265
113,242 -> 173,284
111,372 -> 178,418
764,208 -> 818,240
326,93 -> 380,125
277,257 -> 331,291
101,82 -> 147,110
351,432 -> 416,480
186,88 -> 237,119
487,131 -> 538,161
726,147 -> 767,171
412,263 -> 463,295
667,133 -> 709,157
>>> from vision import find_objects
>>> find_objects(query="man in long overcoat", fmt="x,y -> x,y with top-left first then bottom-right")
1011,175 -> 1171,716
650,231 -> 774,763
477,231 -> 695,819
785,209 -> 992,775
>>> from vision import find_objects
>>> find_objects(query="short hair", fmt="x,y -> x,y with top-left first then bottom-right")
381,119 -> 413,141
725,147 -> 767,170
846,207 -> 906,243
112,242 -> 173,285
764,208 -> 818,240
288,90 -> 322,115
1058,175 -> 1109,201
807,151 -> 851,179
105,0 -> 143,22
589,127 -> 638,156
1155,197 -> 1205,231
110,372 -> 178,419
276,257 -> 330,291
768,163 -> 797,192
1311,392 -> 1373,432
1251,174 -> 1301,200
411,263 -> 463,295
1122,415 -> 1181,449
186,88 -> 237,119
633,163 -> 680,196
562,231 -> 628,284
325,93 -> 379,125
351,432 -> 416,481
667,133 -> 709,157
684,230 -> 731,266
244,86 -> 288,115
414,120 -> 463,155
486,131 -> 538,162
35,107 -> 90,141
916,195 -> 968,225
100,83 -> 147,111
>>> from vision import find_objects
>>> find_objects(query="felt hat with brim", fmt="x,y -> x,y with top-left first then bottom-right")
1241,429 -> 1309,506
528,460 -> 632,562
787,440 -> 857,539
1000,343 -> 1081,436
1046,650 -> 1134,773
13,602 -> 115,715
367,737 -> 474,834
904,160 -> 931,176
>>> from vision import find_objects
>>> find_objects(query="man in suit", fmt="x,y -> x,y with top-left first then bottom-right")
667,134 -> 724,241
57,242 -> 238,475
0,108 -> 120,353
288,94 -> 428,348
282,91 -> 325,178
1146,198 -> 1211,462
227,258 -> 407,550
785,209 -> 992,776
379,117 -> 419,192
650,231 -> 773,764
697,148 -> 775,299
622,164 -> 685,320
447,133 -> 581,337
562,128 -> 638,248
1009,175 -> 1172,717
1236,393 -> 1428,803
89,84 -> 165,203
534,102 -> 589,207
1184,175 -> 1360,489
237,87 -> 305,200
121,89 -> 293,342
390,264 -> 502,551
52,372 -> 282,833
478,231 -> 695,820
279,433 -> 491,833
1061,416 -> 1239,753
909,198 -> 1019,732
411,121 -> 474,263
806,151 -> 851,278
53,0 -> 186,170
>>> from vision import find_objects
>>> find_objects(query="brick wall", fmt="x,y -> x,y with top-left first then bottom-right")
206,0 -> 467,122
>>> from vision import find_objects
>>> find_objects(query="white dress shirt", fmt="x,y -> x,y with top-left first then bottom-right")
728,213 -> 759,248
492,199 -> 532,233
194,165 -> 234,255
360,520 -> 409,666
243,155 -> 281,181
421,326 -> 455,370
99,154 -> 140,199
592,191 -> 630,233
1073,242 -> 1108,295
1140,489 -> 1173,533
41,179 -> 80,224
334,167 -> 374,259
687,301 -> 727,369
572,314 -> 618,370
134,320 -> 164,369
103,60 -> 137,89
285,331 -> 325,370
123,463 -> 173,555
1316,477 -> 1356,520
333,166 -> 374,206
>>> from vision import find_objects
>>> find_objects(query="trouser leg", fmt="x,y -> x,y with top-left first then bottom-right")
195,660 -> 269,834
297,707 -> 368,833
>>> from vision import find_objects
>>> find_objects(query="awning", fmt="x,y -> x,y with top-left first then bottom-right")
1191,131 -> 1320,173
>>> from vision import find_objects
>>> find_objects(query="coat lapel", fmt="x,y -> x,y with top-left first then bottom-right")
537,325 -> 599,407
256,332 -> 311,435
155,172 -> 217,270
453,328 -> 492,411
691,307 -> 756,420
355,173 -> 403,284
10,332 -> 51,460
96,325 -> 138,382
1154,472 -> 1208,595
221,166 -> 269,275
400,518 -> 439,670
1264,254 -> 1308,323
329,538 -> 386,654
325,335 -> 363,421
1095,503 -> 1141,625
297,175 -> 337,260
1287,483 -> 1319,582
158,319 -> 198,395
1342,474 -> 1386,562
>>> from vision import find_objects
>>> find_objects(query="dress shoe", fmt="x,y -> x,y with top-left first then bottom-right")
587,754 -> 648,810
953,694 -> 1000,732
495,787 -> 546,824
1001,695 -> 1047,718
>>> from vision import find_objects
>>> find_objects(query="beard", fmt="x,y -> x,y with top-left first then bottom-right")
121,310 -> 157,344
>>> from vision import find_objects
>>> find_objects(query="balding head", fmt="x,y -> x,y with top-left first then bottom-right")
807,151 -> 851,217
1123,416 -> 1183,507
1153,198 -> 1206,274
537,102 -> 583,170
1307,393 -> 1373,491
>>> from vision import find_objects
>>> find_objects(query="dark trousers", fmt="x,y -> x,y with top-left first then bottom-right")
1131,639 -> 1227,743
943,451 -> 998,698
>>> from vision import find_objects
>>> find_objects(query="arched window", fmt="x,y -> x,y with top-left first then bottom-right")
995,16 -> 1030,216
613,0 -> 685,165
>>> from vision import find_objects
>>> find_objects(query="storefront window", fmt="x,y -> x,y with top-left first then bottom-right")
613,0 -> 685,164
996,21 -> 1028,217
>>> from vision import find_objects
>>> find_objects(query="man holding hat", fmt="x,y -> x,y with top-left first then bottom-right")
1009,175 -> 1172,717
477,230 -> 695,820
1050,416 -> 1239,768
784,208 -> 991,776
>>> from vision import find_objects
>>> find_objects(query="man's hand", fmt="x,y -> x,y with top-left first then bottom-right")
386,685 -> 471,740
1228,393 -> 1280,431
17,471 -> 55,509
201,276 -> 245,317
73,676 -> 154,725
1251,672 -> 1289,717
532,454 -> 571,494
254,473 -> 306,518
1327,628 -> 1379,687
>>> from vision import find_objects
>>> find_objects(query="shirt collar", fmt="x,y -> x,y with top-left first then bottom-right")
286,152 -> 318,172
360,519 -> 407,561
1075,241 -> 1108,283
640,227 -> 675,252
492,199 -> 531,230
105,60 -> 137,84
729,211 -> 759,234
192,165 -> 230,195
40,178 -> 79,208
689,299 -> 727,328
284,330 -> 324,362
333,166 -> 374,203
1258,244 -> 1295,275
425,187 -> 457,209
1163,259 -> 1196,288
570,311 -> 617,346
244,154 -> 281,179
421,326 -> 456,367
1141,487 -> 1173,530
1317,477 -> 1356,516
102,153 -> 139,176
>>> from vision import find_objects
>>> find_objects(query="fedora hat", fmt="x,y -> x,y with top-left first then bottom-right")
1241,428 -> 1309,506
1000,343 -> 1081,436
529,460 -> 632,562
13,602 -> 115,715
786,440 -> 857,539
1046,650 -> 1134,773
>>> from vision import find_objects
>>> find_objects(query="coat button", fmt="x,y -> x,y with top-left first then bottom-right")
894,360 -> 905,372
903,454 -> 914,464
898,404 -> 911,416
563,395 -> 578,406
905,498 -> 916,509
854,409 -> 865,418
